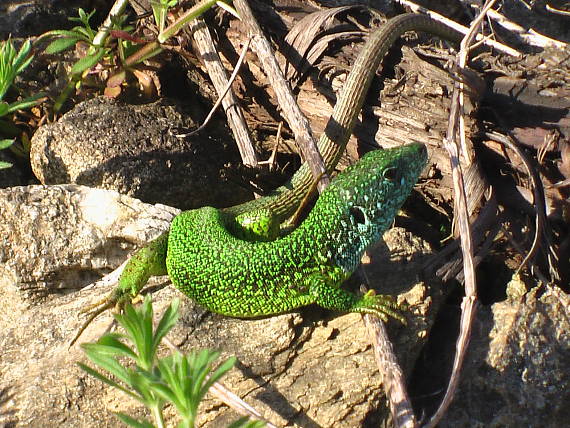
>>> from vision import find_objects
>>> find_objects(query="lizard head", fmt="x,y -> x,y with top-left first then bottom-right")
311,142 -> 428,272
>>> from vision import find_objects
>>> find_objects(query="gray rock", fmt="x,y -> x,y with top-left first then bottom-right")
7,184 -> 567,426
0,0 -> 94,39
0,184 -> 434,427
0,184 -> 177,298
442,286 -> 570,427
30,97 -> 252,210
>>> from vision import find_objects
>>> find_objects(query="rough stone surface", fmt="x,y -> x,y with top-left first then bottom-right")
0,184 -> 435,427
0,184 -> 178,330
0,0 -> 94,39
30,97 -> 252,210
442,286 -> 570,427
3,184 -> 568,426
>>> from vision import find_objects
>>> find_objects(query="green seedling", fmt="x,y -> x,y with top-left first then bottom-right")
79,296 -> 263,428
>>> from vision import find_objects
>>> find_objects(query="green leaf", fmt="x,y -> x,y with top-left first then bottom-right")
70,48 -> 105,75
227,417 -> 267,428
40,29 -> 89,40
12,40 -> 32,74
204,356 -> 236,392
148,380 -> 177,405
45,37 -> 80,54
95,333 -> 138,359
0,160 -> 12,169
151,298 -> 179,354
114,412 -> 155,428
190,350 -> 219,399
154,353 -> 188,412
0,138 -> 14,150
6,94 -> 44,113
78,7 -> 95,26
114,297 -> 157,370
72,26 -> 95,41
88,342 -> 136,359
77,363 -> 137,399
0,102 -> 9,117
151,1 -> 168,32
82,343 -> 133,384
0,39 -> 31,101
126,369 -> 158,402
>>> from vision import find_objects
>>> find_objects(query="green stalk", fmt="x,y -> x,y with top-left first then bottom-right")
151,404 -> 166,428
92,0 -> 131,47
123,41 -> 163,68
157,0 -> 218,43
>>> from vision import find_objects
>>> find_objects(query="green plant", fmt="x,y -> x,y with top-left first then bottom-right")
151,0 -> 179,34
43,9 -> 108,74
0,38 -> 44,169
40,0 -> 239,111
0,139 -> 13,169
40,6 -> 135,110
79,296 -> 263,428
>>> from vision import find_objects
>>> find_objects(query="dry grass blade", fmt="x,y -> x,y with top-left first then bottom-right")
187,16 -> 259,167
485,8 -> 569,49
485,131 -> 558,280
283,6 -> 361,82
364,313 -> 416,428
397,0 -> 522,56
174,37 -> 252,139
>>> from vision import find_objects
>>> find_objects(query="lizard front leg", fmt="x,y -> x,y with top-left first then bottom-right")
307,272 -> 405,323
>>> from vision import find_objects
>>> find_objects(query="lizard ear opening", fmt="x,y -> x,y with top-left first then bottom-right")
349,206 -> 366,225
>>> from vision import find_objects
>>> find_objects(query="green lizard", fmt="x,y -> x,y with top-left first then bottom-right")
74,14 -> 459,341
75,143 -> 426,339
166,143 -> 427,318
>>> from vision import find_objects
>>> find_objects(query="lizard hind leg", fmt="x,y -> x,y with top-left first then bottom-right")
70,232 -> 169,346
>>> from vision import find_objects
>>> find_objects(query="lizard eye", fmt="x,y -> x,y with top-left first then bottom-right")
349,206 -> 366,225
382,167 -> 397,181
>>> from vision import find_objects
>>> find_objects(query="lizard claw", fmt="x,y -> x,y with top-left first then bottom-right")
355,290 -> 407,324
70,290 -> 129,346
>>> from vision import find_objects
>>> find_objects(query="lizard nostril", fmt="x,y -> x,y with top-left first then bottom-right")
418,144 -> 427,158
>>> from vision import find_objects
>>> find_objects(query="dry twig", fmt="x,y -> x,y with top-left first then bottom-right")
174,37 -> 252,139
398,0 -> 522,57
424,1 -> 500,426
186,13 -> 258,166
233,0 -> 330,188
364,313 -> 415,428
